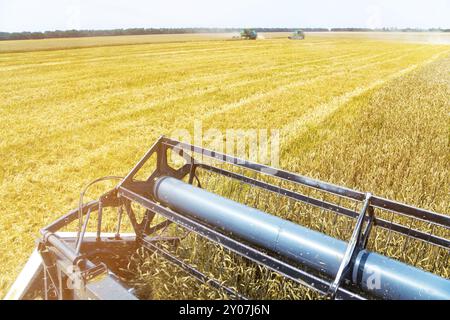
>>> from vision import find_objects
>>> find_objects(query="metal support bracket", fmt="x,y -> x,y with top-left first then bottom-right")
328,193 -> 374,299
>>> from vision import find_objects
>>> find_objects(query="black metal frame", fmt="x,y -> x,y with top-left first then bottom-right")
33,136 -> 449,300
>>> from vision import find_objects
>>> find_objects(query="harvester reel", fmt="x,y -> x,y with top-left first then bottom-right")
6,136 -> 450,300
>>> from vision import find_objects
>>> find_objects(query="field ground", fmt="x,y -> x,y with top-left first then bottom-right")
0,32 -> 449,298
0,32 -> 293,53
1,31 -> 449,53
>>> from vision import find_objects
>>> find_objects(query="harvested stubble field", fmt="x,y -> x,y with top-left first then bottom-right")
0,32 -> 449,298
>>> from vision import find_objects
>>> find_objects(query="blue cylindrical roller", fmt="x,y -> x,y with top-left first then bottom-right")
153,176 -> 450,300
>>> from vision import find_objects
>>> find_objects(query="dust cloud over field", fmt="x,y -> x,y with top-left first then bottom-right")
310,31 -> 450,45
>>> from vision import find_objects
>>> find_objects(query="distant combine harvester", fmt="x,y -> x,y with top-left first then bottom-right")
289,30 -> 305,40
233,29 -> 258,40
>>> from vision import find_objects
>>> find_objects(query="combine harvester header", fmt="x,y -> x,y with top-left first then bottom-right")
6,137 -> 450,300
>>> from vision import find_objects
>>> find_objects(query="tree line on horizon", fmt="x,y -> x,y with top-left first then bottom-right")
1,27 -> 448,41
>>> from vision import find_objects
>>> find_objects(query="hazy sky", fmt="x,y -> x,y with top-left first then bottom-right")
0,0 -> 449,32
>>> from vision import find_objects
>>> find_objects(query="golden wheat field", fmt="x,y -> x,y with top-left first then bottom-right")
0,32 -> 449,298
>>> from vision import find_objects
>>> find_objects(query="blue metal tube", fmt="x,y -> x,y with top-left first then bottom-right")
153,176 -> 450,300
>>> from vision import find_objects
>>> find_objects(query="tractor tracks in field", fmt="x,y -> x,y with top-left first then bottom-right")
0,48 -> 442,191
0,49 -> 404,153
278,50 -> 450,148
2,40 -> 421,101
0,48 -> 363,108
0,49 -> 386,138
0,49 -> 367,129
1,47 -> 367,104
0,51 -> 436,199
0,37 -> 347,70
0,40 -> 300,72
0,58 -> 399,194
0,51 -> 448,238
198,47 -> 430,122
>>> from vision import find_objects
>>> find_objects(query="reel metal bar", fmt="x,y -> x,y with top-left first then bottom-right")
42,200 -> 99,234
370,197 -> 449,228
197,163 -> 450,249
118,186 -> 365,300
160,137 -> 450,229
118,137 -> 162,189
199,163 -> 359,220
328,194 -> 374,298
96,201 -> 103,241
140,236 -> 247,300
115,205 -> 124,239
75,207 -> 92,255
147,220 -> 174,235
161,137 -> 365,201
